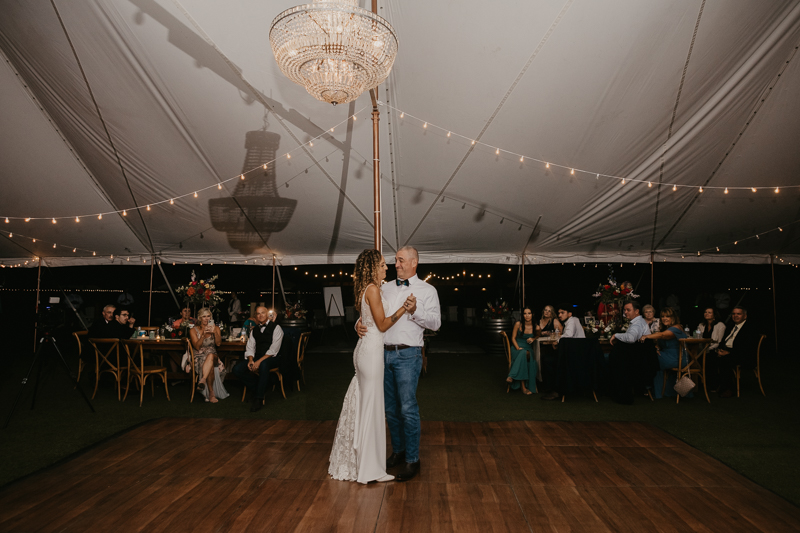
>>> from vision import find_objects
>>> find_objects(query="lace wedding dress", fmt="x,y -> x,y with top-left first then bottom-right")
328,285 -> 389,483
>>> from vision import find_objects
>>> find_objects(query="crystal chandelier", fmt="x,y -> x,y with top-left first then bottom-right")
269,0 -> 398,105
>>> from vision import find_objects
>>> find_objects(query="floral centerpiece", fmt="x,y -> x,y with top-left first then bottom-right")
284,301 -> 308,320
482,300 -> 512,319
176,271 -> 224,309
590,264 -> 639,335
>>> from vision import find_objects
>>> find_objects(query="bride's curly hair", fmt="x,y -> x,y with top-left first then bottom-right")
353,249 -> 382,313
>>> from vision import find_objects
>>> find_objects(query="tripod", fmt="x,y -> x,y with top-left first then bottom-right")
3,332 -> 95,429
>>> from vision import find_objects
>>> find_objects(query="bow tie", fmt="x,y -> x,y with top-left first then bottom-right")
396,279 -> 409,287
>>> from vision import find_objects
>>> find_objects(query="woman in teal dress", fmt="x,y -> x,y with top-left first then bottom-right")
641,307 -> 688,399
506,307 -> 538,394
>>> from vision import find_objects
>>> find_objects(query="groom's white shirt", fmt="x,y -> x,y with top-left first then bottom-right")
382,274 -> 441,347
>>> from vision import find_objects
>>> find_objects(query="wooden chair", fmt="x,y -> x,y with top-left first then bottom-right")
500,331 -> 512,393
296,331 -> 311,391
668,339 -> 712,403
241,365 -> 286,402
73,331 -> 88,382
735,334 -> 767,397
185,338 -> 197,403
87,338 -> 124,400
122,340 -> 170,406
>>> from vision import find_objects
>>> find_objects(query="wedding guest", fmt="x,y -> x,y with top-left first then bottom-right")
698,307 -> 726,351
539,305 -> 562,335
228,292 -> 242,325
173,307 -> 194,329
89,305 -> 119,337
114,308 -> 136,334
557,304 -> 585,339
641,307 -> 688,399
642,304 -> 659,334
506,307 -> 538,395
232,307 -> 287,412
611,301 -> 648,344
189,308 -> 226,403
715,306 -> 760,398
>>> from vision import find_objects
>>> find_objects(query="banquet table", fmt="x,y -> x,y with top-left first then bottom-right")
128,338 -> 247,379
532,335 -> 613,382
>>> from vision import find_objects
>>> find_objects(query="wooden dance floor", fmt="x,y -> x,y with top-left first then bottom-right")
1,419 -> 798,532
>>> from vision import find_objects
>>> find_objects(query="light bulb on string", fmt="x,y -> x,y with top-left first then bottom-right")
752,187 -> 757,192
724,188 -> 729,194
699,187 -> 704,193
169,199 -> 174,205
72,248 -> 76,253
3,218 -> 7,223
570,168 -> 575,175
447,131 -> 451,137
52,243 -> 56,248
217,183 -> 222,190
92,251 -> 96,256
471,140 -> 475,145
775,187 -> 780,193
779,227 -> 783,232
98,214 -> 102,220
309,141 -> 313,147
32,239 -> 35,242
423,122 -> 427,129
545,162 -> 550,169
241,174 -> 246,179
75,217 -> 80,222
52,218 -> 56,224
648,182 -> 652,188
622,179 -> 626,185
400,112 -> 404,118
146,205 -> 151,211
25,218 -> 30,222
123,210 -> 127,216
193,192 -> 198,198
287,154 -> 291,160
520,156 -> 524,162
672,185 -> 677,192
8,233 -> 11,238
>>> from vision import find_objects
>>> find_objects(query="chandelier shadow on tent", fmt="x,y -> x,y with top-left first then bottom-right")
209,130 -> 297,255
269,0 -> 398,105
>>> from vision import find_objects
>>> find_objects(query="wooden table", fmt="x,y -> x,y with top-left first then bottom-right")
132,338 -> 247,380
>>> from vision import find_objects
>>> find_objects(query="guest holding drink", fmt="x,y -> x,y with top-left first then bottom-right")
698,307 -> 725,351
506,307 -> 538,395
190,308 -> 225,403
641,307 -> 688,399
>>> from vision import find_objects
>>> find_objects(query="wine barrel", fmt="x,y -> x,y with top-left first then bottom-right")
481,318 -> 514,355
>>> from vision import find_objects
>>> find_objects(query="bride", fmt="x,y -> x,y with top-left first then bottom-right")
328,249 -> 410,484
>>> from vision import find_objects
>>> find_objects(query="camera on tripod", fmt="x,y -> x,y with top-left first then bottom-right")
36,297 -> 67,334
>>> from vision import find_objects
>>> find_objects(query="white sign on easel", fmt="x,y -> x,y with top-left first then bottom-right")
323,287 -> 344,317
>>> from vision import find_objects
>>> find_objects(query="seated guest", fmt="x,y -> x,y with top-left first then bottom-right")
114,308 -> 137,338
698,307 -> 726,351
715,306 -> 760,398
88,304 -> 119,337
641,307 -> 688,399
539,305 -> 562,335
506,307 -> 538,395
233,307 -> 286,412
173,307 -> 195,329
611,301 -> 648,344
642,304 -> 660,334
190,308 -> 226,403
557,304 -> 585,339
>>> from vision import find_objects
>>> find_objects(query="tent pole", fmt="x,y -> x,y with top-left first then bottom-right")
371,107 -> 381,252
650,252 -> 654,304
147,255 -> 154,326
771,254 -> 778,352
272,255 -> 276,310
521,254 -> 525,308
33,257 -> 42,351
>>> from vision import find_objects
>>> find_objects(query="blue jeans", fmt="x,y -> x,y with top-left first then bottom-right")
384,346 -> 423,463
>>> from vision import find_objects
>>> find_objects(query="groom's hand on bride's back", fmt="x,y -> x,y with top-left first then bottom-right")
355,318 -> 367,338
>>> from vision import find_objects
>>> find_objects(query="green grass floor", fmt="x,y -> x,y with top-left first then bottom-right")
1,349 -> 799,508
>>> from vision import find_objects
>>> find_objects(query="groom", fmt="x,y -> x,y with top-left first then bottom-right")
357,246 -> 441,481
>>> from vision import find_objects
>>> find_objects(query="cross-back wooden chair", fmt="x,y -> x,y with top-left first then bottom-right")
735,334 -> 767,397
296,331 -> 311,391
500,331 -> 512,393
87,338 -> 123,400
668,339 -> 712,403
73,331 -> 88,382
122,340 -> 170,406
241,365 -> 286,402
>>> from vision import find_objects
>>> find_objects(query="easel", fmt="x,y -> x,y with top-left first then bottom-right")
321,293 -> 349,341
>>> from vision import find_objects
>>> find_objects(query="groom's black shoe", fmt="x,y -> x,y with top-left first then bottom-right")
396,461 -> 420,482
386,451 -> 405,469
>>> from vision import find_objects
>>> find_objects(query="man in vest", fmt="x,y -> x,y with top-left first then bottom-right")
233,306 -> 285,412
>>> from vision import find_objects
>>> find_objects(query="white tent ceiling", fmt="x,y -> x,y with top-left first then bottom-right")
1,0 -> 800,267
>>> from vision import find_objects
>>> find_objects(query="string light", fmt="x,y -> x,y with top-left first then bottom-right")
520,156 -> 524,162
622,179 -> 626,185
98,214 -> 102,220
471,140 -> 475,145
496,148 -> 500,155
752,187 -> 757,192
3,218 -> 7,223
699,187 -> 704,193
545,162 -> 550,169
193,192 -> 198,198
146,205 -> 151,211
672,185 -> 677,191
570,168 -> 575,175
25,218 -> 30,222
447,131 -> 451,137
169,199 -> 174,205
423,122 -> 427,129
73,248 -> 76,252
400,112 -> 404,118
123,210 -> 127,216
52,218 -> 56,224
724,188 -> 729,194
648,182 -> 652,188
287,154 -> 291,159
775,187 -> 780,193
75,217 -> 80,222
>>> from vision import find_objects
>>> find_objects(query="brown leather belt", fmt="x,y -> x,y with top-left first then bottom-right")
384,344 -> 412,351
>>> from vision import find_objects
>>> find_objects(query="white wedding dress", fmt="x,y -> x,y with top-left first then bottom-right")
328,285 -> 389,483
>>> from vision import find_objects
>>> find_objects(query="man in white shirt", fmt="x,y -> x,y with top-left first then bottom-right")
557,305 -> 585,339
356,246 -> 440,481
232,307 -> 285,412
611,301 -> 648,344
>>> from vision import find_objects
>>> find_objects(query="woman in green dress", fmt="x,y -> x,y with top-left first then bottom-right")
506,307 -> 539,394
